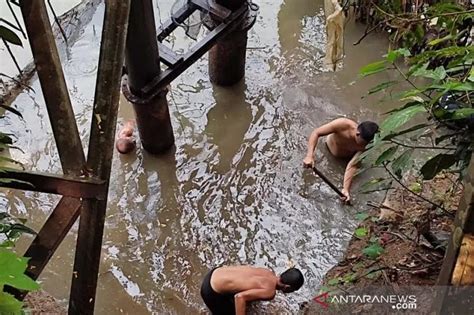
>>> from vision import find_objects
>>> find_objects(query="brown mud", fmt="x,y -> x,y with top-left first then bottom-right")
301,173 -> 462,314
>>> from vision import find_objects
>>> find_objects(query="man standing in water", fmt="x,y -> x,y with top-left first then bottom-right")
303,118 -> 379,203
200,266 -> 304,315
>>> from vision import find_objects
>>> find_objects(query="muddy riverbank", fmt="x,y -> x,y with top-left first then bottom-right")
302,174 -> 461,313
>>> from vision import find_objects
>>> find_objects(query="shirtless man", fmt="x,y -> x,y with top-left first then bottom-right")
303,118 -> 379,203
200,266 -> 304,315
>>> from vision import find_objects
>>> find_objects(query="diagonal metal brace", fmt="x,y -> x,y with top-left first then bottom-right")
139,5 -> 248,101
0,169 -> 107,199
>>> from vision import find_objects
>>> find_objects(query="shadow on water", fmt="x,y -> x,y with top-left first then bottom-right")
205,81 -> 253,174
0,0 -> 392,313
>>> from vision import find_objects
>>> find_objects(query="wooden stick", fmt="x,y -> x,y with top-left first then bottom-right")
312,166 -> 345,197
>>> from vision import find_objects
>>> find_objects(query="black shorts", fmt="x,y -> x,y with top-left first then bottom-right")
200,268 -> 236,315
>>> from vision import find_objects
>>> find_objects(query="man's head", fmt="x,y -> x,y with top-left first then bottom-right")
277,268 -> 304,293
356,121 -> 379,145
116,138 -> 136,154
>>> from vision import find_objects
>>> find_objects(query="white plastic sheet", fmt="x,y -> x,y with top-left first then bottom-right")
324,0 -> 345,71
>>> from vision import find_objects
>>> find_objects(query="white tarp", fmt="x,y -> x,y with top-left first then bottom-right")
324,0 -> 345,71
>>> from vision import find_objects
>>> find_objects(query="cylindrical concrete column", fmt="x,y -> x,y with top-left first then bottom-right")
208,0 -> 252,86
124,0 -> 174,154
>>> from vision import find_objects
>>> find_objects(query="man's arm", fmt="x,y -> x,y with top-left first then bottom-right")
341,151 -> 361,204
234,289 -> 275,315
303,118 -> 348,168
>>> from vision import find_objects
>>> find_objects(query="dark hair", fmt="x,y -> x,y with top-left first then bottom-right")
357,121 -> 379,142
279,268 -> 304,293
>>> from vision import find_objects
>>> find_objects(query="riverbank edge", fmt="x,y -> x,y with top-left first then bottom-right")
300,173 -> 460,314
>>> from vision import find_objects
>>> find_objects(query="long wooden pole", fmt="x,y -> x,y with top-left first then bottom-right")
312,166 -> 345,197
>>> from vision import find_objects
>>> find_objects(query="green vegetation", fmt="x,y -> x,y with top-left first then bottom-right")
0,213 -> 38,314
1,10 -> 39,313
357,1 -> 473,208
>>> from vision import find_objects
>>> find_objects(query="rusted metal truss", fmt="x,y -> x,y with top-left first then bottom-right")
135,0 -> 257,99
1,0 -> 256,313
1,1 -> 130,314
1,169 -> 106,199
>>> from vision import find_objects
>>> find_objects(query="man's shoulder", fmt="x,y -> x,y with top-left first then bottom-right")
331,117 -> 357,129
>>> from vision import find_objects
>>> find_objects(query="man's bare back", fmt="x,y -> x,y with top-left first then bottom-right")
211,266 -> 277,297
200,265 -> 304,315
326,121 -> 366,159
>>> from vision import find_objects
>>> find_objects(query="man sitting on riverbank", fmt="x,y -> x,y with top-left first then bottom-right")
303,118 -> 379,203
200,265 -> 304,315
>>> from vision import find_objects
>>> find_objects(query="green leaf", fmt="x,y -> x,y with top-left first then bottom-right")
400,96 -> 425,103
450,108 -> 474,120
359,61 -> 387,77
355,227 -> 368,238
429,81 -> 474,92
409,182 -> 422,193
381,105 -> 425,137
362,243 -> 384,259
328,278 -> 340,286
0,133 -> 13,145
384,101 -> 424,115
8,223 -> 36,236
0,240 -> 15,248
428,34 -> 454,47
412,64 -> 446,81
355,212 -> 369,221
368,81 -> 398,95
0,156 -> 22,168
382,123 -> 431,141
420,154 -> 457,180
385,48 -> 411,63
0,291 -> 23,314
0,249 -> 40,291
319,286 -> 330,293
435,133 -> 455,146
366,270 -> 382,279
359,178 -> 392,194
391,149 -> 414,178
343,272 -> 357,283
0,26 -> 22,47
468,68 -> 474,82
0,105 -> 22,118
375,146 -> 398,166
0,178 -> 34,187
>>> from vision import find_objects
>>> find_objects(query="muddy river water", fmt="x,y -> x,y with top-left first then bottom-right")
1,0 -> 391,313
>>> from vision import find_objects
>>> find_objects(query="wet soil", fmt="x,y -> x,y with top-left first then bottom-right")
302,173 -> 462,314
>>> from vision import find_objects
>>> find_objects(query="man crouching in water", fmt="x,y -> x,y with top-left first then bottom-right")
303,118 -> 379,203
200,266 -> 304,315
116,120 -> 136,154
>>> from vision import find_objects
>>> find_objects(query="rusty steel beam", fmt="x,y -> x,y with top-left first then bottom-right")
19,0 -> 86,174
24,197 -> 82,280
6,196 -> 82,300
16,0 -> 89,297
69,1 -> 131,313
0,169 -> 106,199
